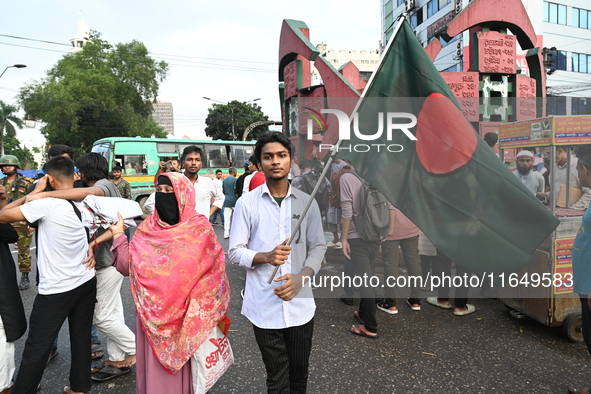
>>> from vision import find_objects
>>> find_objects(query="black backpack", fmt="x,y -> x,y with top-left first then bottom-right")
352,174 -> 391,242
301,171 -> 329,214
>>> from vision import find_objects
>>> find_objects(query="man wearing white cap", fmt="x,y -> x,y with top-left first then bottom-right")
514,150 -> 545,197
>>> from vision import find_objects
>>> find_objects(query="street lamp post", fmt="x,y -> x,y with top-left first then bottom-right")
0,64 -> 27,79
203,97 -> 260,141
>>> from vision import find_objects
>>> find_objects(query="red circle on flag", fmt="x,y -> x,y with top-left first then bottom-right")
416,93 -> 478,174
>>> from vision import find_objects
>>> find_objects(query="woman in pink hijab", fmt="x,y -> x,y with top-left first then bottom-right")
88,172 -> 230,394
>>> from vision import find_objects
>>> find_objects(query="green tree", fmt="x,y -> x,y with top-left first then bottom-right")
204,101 -> 269,141
18,31 -> 169,157
4,136 -> 38,170
0,100 -> 24,157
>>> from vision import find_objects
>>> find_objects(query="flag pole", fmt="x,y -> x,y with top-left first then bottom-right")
267,14 -> 408,284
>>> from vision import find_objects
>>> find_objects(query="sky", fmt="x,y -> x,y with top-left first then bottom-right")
0,0 -> 381,150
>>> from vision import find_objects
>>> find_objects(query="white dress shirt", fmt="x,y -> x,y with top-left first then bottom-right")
229,183 -> 327,329
193,175 -> 224,216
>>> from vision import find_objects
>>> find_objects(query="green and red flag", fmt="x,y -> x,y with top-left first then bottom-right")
337,20 -> 559,276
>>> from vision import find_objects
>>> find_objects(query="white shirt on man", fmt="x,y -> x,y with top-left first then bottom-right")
513,170 -> 545,195
229,183 -> 327,329
20,198 -> 94,295
194,175 -> 224,216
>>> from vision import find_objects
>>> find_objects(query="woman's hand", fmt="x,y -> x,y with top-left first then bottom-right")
109,212 -> 126,239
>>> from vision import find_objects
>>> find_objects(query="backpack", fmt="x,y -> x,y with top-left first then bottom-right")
352,174 -> 391,242
301,171 -> 329,214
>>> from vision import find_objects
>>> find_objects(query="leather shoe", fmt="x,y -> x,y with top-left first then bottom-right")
340,296 -> 354,306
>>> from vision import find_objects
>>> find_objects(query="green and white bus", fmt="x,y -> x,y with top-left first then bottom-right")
91,137 -> 255,208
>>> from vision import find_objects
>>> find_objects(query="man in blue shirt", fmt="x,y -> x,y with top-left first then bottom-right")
222,167 -> 238,239
572,144 -> 591,394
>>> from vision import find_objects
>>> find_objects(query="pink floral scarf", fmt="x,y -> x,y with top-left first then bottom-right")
129,172 -> 230,374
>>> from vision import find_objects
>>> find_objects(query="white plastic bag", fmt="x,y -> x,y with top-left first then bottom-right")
191,325 -> 234,394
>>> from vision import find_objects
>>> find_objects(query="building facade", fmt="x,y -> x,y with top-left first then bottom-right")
381,0 -> 591,112
311,43 -> 381,85
152,102 -> 175,135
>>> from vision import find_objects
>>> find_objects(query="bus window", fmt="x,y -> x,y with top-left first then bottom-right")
178,144 -> 206,162
115,155 -> 148,174
205,145 -> 228,168
91,143 -> 111,163
157,143 -> 177,154
231,145 -> 254,166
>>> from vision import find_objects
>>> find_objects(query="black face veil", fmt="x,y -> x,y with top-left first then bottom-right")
155,176 -> 179,225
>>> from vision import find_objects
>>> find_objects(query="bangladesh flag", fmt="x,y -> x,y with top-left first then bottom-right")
337,20 -> 559,276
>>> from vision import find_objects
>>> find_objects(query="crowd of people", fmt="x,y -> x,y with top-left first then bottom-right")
2,132 -> 591,394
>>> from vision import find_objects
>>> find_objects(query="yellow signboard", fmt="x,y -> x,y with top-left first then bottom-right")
498,115 -> 591,149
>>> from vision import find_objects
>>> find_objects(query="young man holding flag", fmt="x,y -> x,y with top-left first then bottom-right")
229,132 -> 326,393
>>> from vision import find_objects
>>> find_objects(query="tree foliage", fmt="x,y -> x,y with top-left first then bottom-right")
18,31 -> 169,157
0,100 -> 24,157
4,136 -> 38,170
204,101 -> 269,141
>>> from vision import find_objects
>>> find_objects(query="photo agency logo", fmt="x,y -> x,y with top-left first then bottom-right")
302,107 -> 418,153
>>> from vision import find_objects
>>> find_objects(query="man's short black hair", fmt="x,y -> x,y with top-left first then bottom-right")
215,169 -> 222,174
575,145 -> 591,170
181,146 -> 203,163
300,159 -> 314,171
249,155 -> 258,167
254,132 -> 293,164
113,165 -> 123,172
483,132 -> 498,148
45,156 -> 74,181
75,153 -> 108,182
47,144 -> 75,160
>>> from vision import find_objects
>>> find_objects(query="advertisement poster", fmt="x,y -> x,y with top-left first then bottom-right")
498,117 -> 552,148
554,237 -> 574,294
553,116 -> 591,145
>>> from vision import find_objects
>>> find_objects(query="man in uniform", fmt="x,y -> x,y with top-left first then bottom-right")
0,155 -> 33,290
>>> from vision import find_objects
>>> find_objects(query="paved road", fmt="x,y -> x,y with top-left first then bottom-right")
11,224 -> 591,393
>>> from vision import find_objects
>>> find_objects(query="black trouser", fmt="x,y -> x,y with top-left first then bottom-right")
349,238 -> 380,333
434,250 -> 470,309
12,277 -> 96,394
421,255 -> 435,283
253,318 -> 314,394
580,296 -> 591,356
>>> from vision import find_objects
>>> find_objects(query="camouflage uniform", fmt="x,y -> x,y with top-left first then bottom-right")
114,178 -> 132,199
1,174 -> 33,273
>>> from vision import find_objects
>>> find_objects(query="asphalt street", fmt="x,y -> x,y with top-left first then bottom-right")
10,223 -> 591,394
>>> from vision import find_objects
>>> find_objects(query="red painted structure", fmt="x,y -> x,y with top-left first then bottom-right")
277,0 -> 546,162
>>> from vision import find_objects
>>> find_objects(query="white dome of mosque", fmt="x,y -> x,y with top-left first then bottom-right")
75,16 -> 90,38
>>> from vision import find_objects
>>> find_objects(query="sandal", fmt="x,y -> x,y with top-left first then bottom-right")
377,301 -> 398,315
349,324 -> 379,339
91,365 -> 132,382
570,388 -> 591,394
91,344 -> 104,360
91,362 -> 105,374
